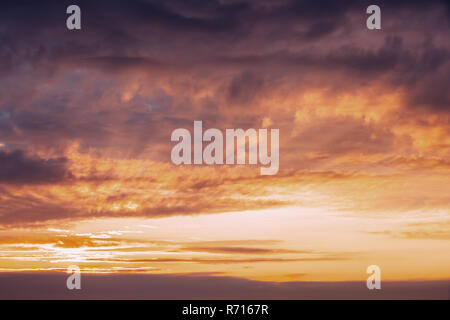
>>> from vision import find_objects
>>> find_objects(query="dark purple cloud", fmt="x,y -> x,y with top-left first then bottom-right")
0,150 -> 72,185
0,0 -> 448,157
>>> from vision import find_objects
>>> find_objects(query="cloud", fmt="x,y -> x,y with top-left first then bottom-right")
181,246 -> 300,254
0,150 -> 72,185
0,142 -> 448,226
0,0 -> 448,163
370,219 -> 450,240
92,256 -> 346,264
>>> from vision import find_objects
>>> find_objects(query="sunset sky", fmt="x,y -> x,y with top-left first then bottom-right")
0,0 -> 449,295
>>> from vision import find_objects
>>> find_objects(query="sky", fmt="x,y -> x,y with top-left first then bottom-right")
0,0 -> 449,298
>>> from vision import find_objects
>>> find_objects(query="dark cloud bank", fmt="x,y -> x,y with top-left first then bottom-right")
0,273 -> 448,299
0,0 -> 449,155
0,150 -> 71,185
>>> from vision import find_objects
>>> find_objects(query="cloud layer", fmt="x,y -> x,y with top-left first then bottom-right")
0,0 -> 448,283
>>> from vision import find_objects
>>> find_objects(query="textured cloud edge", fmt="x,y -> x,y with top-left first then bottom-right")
0,143 -> 448,226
